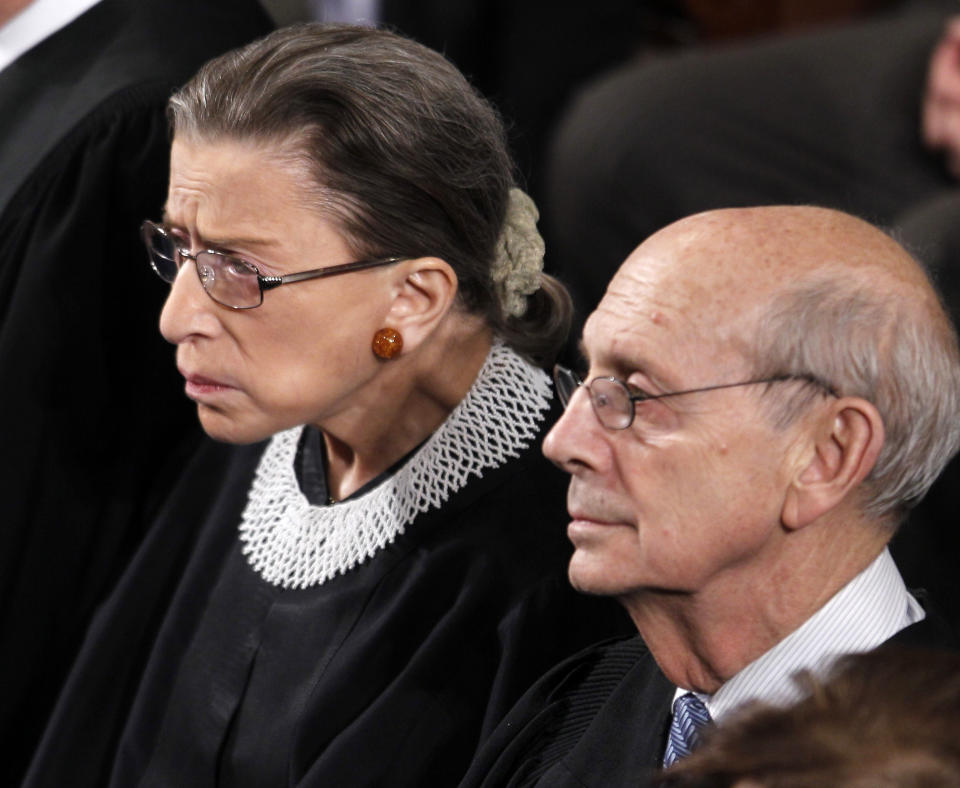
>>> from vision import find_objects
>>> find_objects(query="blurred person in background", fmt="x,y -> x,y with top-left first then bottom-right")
0,0 -> 271,782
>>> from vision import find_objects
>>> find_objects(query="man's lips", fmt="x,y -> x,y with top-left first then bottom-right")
567,519 -> 627,550
567,491 -> 632,527
568,512 -> 624,528
566,510 -> 634,548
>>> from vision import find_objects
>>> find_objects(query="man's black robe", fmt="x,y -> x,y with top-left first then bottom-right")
459,607 -> 958,787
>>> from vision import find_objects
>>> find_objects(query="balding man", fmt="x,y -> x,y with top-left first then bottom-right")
460,206 -> 960,788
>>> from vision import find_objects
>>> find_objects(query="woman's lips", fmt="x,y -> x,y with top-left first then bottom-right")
181,371 -> 235,400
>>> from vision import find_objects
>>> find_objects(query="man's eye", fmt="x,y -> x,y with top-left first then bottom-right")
594,391 -> 613,409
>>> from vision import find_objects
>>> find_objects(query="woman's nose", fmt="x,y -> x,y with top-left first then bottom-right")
159,258 -> 217,344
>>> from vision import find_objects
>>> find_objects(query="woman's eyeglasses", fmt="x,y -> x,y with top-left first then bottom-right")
141,220 -> 404,309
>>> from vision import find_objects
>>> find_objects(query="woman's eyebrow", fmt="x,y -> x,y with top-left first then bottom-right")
157,213 -> 279,251
200,233 -> 280,251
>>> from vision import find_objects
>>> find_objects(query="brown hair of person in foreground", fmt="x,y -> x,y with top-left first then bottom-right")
656,643 -> 960,787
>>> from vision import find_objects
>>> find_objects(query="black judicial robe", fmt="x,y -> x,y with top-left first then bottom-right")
24,417 -> 631,787
0,1 -> 272,782
459,604 -> 958,788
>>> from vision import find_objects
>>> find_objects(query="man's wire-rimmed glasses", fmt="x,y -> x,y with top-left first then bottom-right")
141,220 -> 405,310
553,364 -> 840,431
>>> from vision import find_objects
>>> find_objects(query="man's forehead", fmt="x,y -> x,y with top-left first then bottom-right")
582,274 -> 730,383
581,214 -> 773,372
615,220 -> 757,309
591,242 -> 738,329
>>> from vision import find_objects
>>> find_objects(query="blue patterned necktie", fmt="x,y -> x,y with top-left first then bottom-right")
662,692 -> 712,767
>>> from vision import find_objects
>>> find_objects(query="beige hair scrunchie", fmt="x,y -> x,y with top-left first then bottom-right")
491,187 -> 545,318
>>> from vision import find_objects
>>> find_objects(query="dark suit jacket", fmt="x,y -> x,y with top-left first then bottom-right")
0,1 -> 272,782
460,600 -> 958,788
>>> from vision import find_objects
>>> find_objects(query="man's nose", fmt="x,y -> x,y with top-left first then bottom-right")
543,386 -> 607,473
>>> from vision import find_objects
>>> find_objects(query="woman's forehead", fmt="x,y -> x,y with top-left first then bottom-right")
167,139 -> 306,233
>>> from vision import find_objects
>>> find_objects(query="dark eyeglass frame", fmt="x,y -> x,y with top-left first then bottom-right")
554,364 -> 840,431
141,220 -> 405,309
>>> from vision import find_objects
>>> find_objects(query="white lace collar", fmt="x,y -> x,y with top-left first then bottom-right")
238,343 -> 553,589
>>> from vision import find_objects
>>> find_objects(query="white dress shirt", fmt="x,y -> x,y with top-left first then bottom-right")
0,0 -> 102,74
674,548 -> 924,720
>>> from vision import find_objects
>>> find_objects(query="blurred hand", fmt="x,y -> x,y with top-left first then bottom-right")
923,16 -> 960,178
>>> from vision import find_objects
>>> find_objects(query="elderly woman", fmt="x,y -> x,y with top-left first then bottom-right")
24,24 -> 626,788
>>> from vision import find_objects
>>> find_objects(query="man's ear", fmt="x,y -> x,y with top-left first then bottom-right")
781,397 -> 885,529
381,257 -> 458,353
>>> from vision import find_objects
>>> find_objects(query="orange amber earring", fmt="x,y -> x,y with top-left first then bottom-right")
372,327 -> 403,360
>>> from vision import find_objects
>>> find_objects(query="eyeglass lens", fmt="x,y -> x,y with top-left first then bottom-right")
586,378 -> 633,429
144,225 -> 180,283
554,366 -> 581,408
144,224 -> 262,308
554,366 -> 634,430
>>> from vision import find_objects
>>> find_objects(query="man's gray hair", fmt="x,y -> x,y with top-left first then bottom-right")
750,273 -> 960,523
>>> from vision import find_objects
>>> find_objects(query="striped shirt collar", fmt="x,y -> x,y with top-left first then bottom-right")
675,547 -> 923,720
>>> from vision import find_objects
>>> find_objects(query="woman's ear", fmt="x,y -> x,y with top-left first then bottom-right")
780,397 -> 885,530
380,257 -> 458,353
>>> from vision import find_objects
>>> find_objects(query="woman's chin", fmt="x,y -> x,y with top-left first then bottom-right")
196,405 -> 277,446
